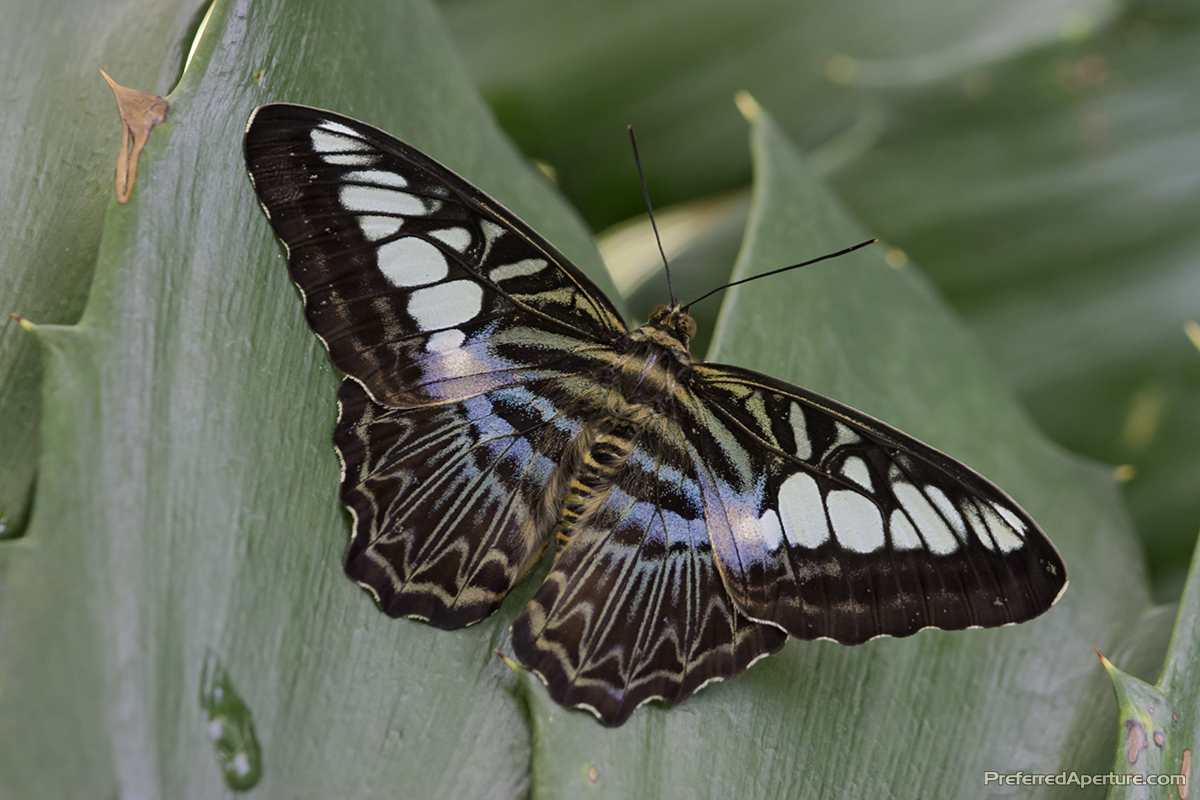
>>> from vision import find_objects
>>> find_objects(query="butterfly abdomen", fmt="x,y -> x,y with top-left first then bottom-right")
555,423 -> 637,554
552,330 -> 692,554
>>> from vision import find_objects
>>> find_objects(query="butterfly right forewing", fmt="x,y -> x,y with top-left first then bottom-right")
683,363 -> 1067,645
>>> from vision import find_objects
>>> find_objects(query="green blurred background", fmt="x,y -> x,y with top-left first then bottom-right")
440,0 -> 1200,598
1,0 -> 1195,593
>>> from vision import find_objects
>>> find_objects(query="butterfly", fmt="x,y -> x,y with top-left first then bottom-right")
243,104 -> 1067,727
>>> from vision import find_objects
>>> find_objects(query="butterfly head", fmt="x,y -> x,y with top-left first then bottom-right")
646,303 -> 698,347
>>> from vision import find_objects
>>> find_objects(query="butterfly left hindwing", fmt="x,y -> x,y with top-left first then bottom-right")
244,103 -> 1067,727
335,377 -> 577,629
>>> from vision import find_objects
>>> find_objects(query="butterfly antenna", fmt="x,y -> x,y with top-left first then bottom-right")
683,238 -> 878,310
628,125 -> 676,305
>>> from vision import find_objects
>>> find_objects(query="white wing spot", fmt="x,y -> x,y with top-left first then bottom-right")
408,280 -> 482,331
478,220 -> 507,263
789,404 -> 812,460
357,215 -> 403,242
777,472 -> 829,548
344,169 -> 407,189
318,121 -> 362,139
320,153 -> 378,167
833,422 -> 860,449
888,509 -> 922,550
311,127 -> 366,154
893,483 -> 958,554
983,503 -> 1025,552
481,220 -> 506,244
758,509 -> 783,551
426,329 -> 466,352
963,504 -> 996,551
378,237 -> 448,287
340,184 -> 427,216
927,486 -> 966,539
991,502 -> 1028,536
840,456 -> 873,491
430,227 -> 473,253
490,258 -> 548,283
827,491 -> 885,553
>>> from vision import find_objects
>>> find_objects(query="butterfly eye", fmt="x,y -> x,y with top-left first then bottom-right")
679,313 -> 697,341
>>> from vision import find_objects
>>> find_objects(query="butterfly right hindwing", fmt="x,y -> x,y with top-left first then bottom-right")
336,374 -> 587,629
510,408 -> 787,726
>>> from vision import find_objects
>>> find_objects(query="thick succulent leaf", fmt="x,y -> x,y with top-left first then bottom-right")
520,104 -> 1148,799
0,0 -> 605,797
1099,531 -> 1200,798
0,0 -> 205,536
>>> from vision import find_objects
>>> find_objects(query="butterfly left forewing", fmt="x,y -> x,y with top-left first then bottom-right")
244,104 -> 627,409
244,104 -> 633,629
684,363 -> 1067,645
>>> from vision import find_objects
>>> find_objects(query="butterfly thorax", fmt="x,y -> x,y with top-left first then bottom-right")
608,303 -> 695,403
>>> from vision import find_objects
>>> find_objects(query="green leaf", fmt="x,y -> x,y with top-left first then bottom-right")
1099,530 -> 1200,799
441,0 -> 1119,230
0,0 -> 1181,797
0,0 -> 203,536
1,0 -> 604,796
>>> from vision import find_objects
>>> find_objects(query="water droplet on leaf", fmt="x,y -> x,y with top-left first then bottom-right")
200,651 -> 262,790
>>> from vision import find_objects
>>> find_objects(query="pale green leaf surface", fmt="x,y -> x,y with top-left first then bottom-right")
1099,533 -> 1200,798
1099,662 -> 1179,798
0,0 -> 1176,798
0,0 -> 205,535
0,0 -> 604,797
521,106 -> 1149,800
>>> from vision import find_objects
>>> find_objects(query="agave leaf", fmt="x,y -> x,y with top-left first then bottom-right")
519,102 -> 1147,800
0,0 -> 206,536
0,0 -> 602,796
